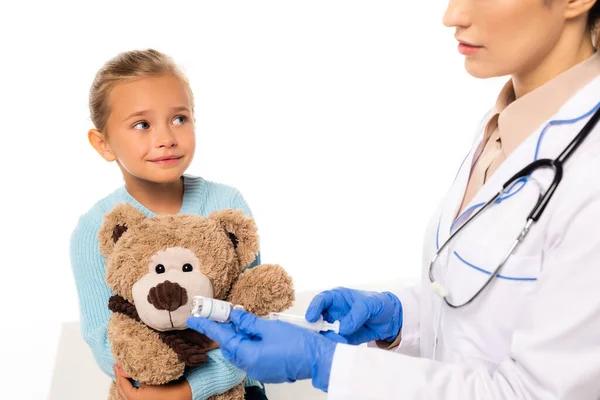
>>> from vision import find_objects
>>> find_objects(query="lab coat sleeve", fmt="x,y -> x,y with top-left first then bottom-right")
392,285 -> 421,356
328,194 -> 600,400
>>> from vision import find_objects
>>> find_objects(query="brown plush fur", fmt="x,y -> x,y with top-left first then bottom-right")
208,209 -> 260,269
98,204 -> 147,258
100,203 -> 295,400
229,264 -> 295,316
211,379 -> 246,400
108,313 -> 184,384
108,381 -> 119,400
109,294 -> 219,366
103,212 -> 244,302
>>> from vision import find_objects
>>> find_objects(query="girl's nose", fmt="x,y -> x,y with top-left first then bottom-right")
155,126 -> 178,148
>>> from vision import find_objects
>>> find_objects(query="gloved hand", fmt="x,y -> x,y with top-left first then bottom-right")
305,287 -> 403,345
186,310 -> 345,392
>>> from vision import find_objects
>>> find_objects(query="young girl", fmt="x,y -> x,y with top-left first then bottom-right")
70,49 -> 267,400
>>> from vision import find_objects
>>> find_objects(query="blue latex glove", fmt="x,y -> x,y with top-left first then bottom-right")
305,287 -> 403,345
186,309 -> 346,392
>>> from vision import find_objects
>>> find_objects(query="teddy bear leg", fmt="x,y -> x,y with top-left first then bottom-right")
207,381 -> 245,400
108,381 -> 121,400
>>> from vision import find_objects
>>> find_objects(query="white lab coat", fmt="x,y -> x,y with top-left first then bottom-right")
327,75 -> 600,399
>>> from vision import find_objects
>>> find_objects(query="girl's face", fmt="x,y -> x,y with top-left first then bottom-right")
442,0 -> 583,79
102,74 -> 196,184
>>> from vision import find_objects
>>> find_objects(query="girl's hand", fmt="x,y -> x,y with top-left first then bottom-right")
114,365 -> 192,400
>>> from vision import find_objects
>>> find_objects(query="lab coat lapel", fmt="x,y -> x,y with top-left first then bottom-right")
454,76 -> 600,227
436,136 -> 483,249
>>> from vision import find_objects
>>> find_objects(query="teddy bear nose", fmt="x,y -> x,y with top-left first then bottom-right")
147,280 -> 188,311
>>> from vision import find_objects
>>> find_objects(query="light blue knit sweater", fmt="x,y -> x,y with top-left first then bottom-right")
70,175 -> 262,399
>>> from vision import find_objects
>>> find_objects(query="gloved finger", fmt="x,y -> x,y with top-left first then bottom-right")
229,309 -> 270,337
228,336 -> 263,372
322,310 -> 335,323
322,331 -> 348,344
344,326 -> 376,345
338,299 -> 370,336
305,291 -> 336,322
322,307 -> 353,322
186,316 -> 238,345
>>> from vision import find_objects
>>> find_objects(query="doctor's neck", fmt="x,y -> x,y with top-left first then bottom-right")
512,24 -> 596,99
444,0 -> 599,99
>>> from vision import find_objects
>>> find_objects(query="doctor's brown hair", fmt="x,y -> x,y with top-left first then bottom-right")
88,49 -> 194,134
590,2 -> 600,34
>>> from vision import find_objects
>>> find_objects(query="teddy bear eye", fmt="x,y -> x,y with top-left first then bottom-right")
155,264 -> 166,274
182,263 -> 193,272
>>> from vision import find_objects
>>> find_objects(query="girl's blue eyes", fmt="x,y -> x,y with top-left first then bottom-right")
133,121 -> 150,130
132,116 -> 187,130
173,115 -> 187,125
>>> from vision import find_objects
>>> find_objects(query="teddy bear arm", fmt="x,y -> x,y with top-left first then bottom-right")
108,313 -> 185,385
227,264 -> 295,316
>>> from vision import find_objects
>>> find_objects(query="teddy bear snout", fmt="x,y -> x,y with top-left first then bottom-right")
147,280 -> 188,312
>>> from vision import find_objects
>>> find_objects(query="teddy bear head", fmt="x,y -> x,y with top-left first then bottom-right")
98,203 -> 259,332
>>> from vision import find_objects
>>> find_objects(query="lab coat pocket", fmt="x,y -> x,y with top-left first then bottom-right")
442,247 -> 542,363
442,184 -> 544,310
445,248 -> 541,307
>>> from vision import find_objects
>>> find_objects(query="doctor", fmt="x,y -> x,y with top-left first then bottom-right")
188,0 -> 600,398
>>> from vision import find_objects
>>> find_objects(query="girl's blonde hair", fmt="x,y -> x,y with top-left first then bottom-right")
89,49 -> 194,133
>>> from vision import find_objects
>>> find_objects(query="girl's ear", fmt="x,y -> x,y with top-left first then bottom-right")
88,129 -> 116,162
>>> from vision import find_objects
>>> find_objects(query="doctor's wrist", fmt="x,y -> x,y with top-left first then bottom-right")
311,335 -> 337,392
376,328 -> 402,350
381,291 -> 403,342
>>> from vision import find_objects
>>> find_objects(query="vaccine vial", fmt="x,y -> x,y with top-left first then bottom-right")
190,296 -> 242,322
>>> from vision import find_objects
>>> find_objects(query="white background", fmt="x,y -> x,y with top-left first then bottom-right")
0,0 -> 505,397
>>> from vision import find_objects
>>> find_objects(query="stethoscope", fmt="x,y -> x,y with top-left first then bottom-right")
428,103 -> 600,309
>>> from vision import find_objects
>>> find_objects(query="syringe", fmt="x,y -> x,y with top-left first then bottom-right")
190,296 -> 340,333
265,312 -> 340,333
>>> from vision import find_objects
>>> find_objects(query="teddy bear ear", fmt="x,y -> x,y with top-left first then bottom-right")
98,203 -> 147,257
208,209 -> 259,270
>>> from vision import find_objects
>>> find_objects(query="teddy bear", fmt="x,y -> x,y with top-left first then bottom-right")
98,203 -> 296,400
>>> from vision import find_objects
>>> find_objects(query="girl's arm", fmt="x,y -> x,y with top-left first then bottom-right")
70,214 -> 116,378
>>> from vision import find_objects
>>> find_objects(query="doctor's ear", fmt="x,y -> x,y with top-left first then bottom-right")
88,129 -> 116,162
563,0 -> 598,21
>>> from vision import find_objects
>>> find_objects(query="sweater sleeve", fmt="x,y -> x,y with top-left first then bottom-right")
69,213 -> 116,379
231,191 -> 261,269
229,191 -> 266,391
185,350 -> 246,398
